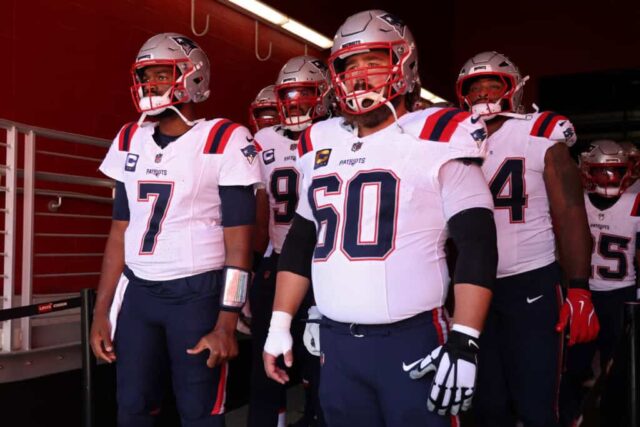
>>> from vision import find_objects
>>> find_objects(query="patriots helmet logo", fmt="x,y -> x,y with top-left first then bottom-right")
471,128 -> 488,144
241,145 -> 258,165
171,36 -> 198,56
378,13 -> 405,37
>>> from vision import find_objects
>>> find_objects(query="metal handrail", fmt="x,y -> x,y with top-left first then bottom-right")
0,119 -> 112,353
0,119 -> 110,147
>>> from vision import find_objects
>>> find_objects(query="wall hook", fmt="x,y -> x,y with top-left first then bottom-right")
48,196 -> 62,212
255,21 -> 272,62
191,0 -> 210,37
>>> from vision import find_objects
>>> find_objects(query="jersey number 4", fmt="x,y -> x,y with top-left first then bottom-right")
489,158 -> 528,223
309,170 -> 398,261
138,181 -> 174,255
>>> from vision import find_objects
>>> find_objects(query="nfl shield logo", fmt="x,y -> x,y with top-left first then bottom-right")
598,213 -> 605,221
351,142 -> 363,152
155,153 -> 163,163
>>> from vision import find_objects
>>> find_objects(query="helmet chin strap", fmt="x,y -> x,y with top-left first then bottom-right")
137,105 -> 200,127
283,110 -> 313,132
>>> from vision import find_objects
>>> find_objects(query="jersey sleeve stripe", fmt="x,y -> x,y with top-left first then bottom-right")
631,193 -> 640,216
298,127 -> 313,156
531,112 -> 567,138
419,108 -> 459,141
438,111 -> 472,142
254,140 -> 263,152
118,122 -> 138,151
215,123 -> 241,154
204,120 -> 240,154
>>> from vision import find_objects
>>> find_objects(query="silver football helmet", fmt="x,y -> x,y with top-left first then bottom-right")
456,51 -> 528,119
249,85 -> 280,132
130,33 -> 210,115
328,10 -> 419,114
274,56 -> 333,132
619,141 -> 640,180
580,139 -> 634,197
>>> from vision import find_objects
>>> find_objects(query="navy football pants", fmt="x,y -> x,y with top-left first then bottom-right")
559,285 -> 636,426
474,262 -> 563,427
114,267 -> 227,427
247,254 -> 323,427
318,309 -> 455,427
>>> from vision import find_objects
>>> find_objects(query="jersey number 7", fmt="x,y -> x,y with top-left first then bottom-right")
138,181 -> 174,255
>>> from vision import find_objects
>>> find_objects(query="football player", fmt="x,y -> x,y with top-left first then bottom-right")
263,10 -> 498,426
89,33 -> 261,427
560,140 -> 640,426
248,56 -> 333,427
249,85 -> 280,134
456,51 -> 599,426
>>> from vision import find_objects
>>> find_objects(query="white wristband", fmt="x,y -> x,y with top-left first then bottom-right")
269,311 -> 293,331
451,323 -> 481,339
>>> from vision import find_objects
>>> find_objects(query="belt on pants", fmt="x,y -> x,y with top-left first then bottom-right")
322,310 -> 435,337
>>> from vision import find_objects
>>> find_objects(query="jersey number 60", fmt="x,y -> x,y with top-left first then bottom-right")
309,170 -> 399,261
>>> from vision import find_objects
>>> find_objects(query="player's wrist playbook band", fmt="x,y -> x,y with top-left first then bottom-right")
568,278 -> 590,290
220,266 -> 250,312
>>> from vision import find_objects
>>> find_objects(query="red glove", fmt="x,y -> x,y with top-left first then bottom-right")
555,288 -> 600,346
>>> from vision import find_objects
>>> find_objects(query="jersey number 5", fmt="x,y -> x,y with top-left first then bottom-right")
309,170 -> 398,261
489,158 -> 528,223
138,181 -> 174,255
592,233 -> 631,280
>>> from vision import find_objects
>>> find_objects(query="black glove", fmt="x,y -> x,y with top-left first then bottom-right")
406,329 -> 479,415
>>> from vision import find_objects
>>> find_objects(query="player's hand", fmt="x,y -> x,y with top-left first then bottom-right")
187,327 -> 239,368
556,288 -> 600,346
303,305 -> 322,357
263,311 -> 293,384
406,329 -> 479,416
90,312 -> 116,363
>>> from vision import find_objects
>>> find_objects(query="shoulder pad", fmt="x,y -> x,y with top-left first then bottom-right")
117,122 -> 139,152
530,111 -> 577,146
297,126 -> 314,157
204,119 -> 243,154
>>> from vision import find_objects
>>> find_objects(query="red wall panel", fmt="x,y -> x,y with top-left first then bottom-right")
1,0 -> 323,139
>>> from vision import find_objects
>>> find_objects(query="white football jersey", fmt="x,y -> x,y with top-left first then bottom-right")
586,192 -> 640,291
255,126 -> 300,253
482,111 -> 576,277
100,119 -> 262,281
295,107 -> 493,324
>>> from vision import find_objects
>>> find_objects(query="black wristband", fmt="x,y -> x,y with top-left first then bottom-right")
252,251 -> 263,273
445,330 -> 479,362
568,278 -> 589,290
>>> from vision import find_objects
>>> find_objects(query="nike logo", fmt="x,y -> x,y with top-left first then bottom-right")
468,340 -> 479,350
246,136 -> 254,142
402,358 -> 424,372
559,121 -> 567,127
526,295 -> 544,304
578,300 -> 585,313
470,116 -> 481,124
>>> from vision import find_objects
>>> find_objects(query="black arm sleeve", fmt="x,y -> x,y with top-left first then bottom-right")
219,185 -> 256,227
448,207 -> 497,290
278,214 -> 317,280
112,181 -> 130,221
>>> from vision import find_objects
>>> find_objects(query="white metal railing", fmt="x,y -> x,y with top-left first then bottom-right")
0,119 -> 112,353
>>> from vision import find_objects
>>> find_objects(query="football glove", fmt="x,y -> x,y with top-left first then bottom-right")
556,288 -> 600,346
407,328 -> 479,416
303,305 -> 322,356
